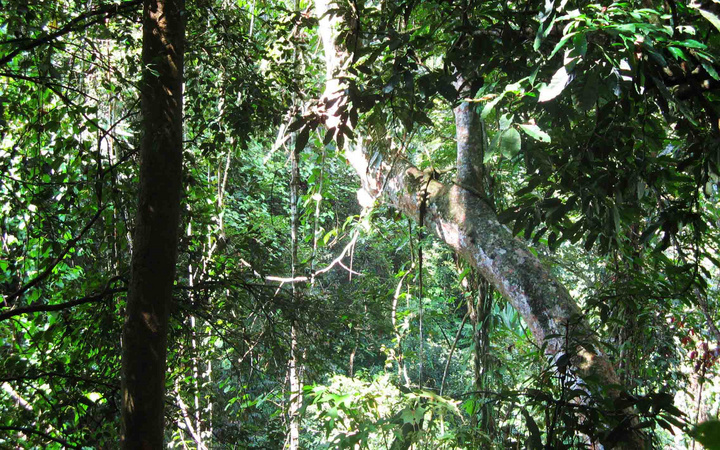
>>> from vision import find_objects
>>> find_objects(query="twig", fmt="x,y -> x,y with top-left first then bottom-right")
0,286 -> 125,322
4,208 -> 106,304
174,386 -> 208,450
265,229 -> 362,284
0,426 -> 81,449
439,312 -> 469,396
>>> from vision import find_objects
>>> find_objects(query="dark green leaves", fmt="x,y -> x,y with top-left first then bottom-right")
521,408 -> 542,449
296,125 -> 310,152
692,420 -> 720,449
497,128 -> 521,158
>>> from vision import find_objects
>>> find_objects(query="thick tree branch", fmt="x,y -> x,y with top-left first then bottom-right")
314,1 -> 644,444
0,287 -> 125,322
346,145 -> 649,447
0,0 -> 142,67
315,0 -> 623,387
0,371 -> 118,390
349,152 -> 577,346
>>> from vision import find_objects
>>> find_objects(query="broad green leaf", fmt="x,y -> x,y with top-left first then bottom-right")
693,420 -> 720,450
499,113 -> 514,131
569,33 -> 587,59
521,408 -> 542,449
296,126 -> 310,152
578,71 -> 599,111
534,14 -> 557,52
518,123 -> 551,143
498,128 -> 521,157
675,39 -> 706,49
548,32 -> 577,60
668,46 -> 687,61
650,75 -> 698,126
538,65 -> 571,102
457,267 -> 471,283
287,117 -> 305,132
698,9 -> 720,33
401,406 -> 425,425
324,128 -> 335,145
612,204 -> 620,234
613,23 -> 637,33
702,62 -> 720,81
481,92 -> 505,119
585,231 -> 599,251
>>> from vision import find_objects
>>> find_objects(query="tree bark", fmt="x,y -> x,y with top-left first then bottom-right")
454,74 -> 496,435
121,0 -> 184,448
345,145 -> 619,382
288,144 -> 302,450
453,75 -> 485,194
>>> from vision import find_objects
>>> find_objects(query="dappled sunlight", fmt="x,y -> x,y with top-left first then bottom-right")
1,0 -> 719,449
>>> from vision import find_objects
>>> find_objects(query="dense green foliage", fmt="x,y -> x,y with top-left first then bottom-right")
1,0 -> 720,448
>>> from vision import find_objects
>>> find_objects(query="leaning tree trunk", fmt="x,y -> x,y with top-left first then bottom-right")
121,0 -> 185,448
318,0 -> 616,391
314,1 -> 644,447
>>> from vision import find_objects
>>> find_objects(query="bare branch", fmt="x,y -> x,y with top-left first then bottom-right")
0,287 -> 125,322
265,228 -> 362,285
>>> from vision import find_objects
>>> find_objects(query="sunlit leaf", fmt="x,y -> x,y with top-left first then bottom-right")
538,65 -> 571,102
697,9 -> 720,33
518,123 -> 551,142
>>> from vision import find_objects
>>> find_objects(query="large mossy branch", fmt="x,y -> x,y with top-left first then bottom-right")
345,149 -> 646,447
347,149 -> 581,349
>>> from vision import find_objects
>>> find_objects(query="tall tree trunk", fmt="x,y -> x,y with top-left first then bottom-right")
186,222 -> 204,445
453,75 -> 485,193
121,0 -> 184,447
454,75 -> 496,436
288,144 -> 302,450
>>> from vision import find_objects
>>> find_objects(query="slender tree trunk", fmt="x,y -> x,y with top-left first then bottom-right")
288,144 -> 302,450
186,223 -> 204,445
464,276 -> 480,426
121,1 -> 184,447
310,147 -> 326,285
439,311 -> 469,396
392,271 -> 412,387
475,278 -> 494,434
